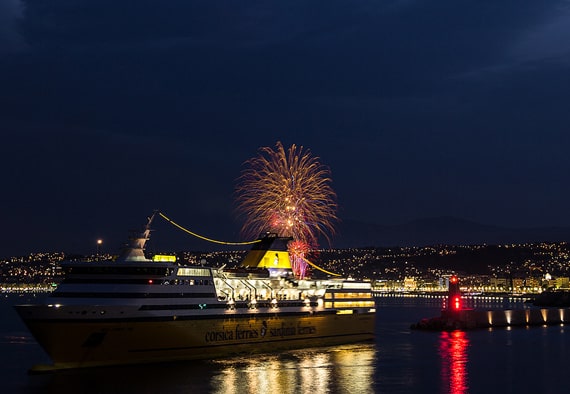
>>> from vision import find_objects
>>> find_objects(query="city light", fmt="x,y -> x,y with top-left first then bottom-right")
96,239 -> 103,260
3,241 -> 570,295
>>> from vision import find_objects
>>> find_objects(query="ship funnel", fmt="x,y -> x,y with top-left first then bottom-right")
241,233 -> 293,270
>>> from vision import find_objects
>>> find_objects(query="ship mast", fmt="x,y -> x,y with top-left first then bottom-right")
116,211 -> 157,262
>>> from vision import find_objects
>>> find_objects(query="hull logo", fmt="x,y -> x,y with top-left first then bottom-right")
205,321 -> 317,343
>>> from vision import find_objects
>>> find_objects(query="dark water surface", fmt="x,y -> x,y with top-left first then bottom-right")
1,293 -> 568,393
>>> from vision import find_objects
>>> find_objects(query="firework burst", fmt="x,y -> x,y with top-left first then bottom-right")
235,142 -> 338,276
288,240 -> 310,279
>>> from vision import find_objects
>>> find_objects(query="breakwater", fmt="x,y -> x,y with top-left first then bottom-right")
412,307 -> 570,330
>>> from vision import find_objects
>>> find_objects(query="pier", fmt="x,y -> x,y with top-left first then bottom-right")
411,275 -> 570,331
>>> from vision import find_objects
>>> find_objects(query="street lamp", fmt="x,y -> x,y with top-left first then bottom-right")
97,239 -> 103,260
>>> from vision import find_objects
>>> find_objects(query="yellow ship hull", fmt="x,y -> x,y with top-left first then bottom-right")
23,312 -> 375,371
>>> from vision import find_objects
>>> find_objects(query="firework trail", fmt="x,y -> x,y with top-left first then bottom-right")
235,142 -> 338,277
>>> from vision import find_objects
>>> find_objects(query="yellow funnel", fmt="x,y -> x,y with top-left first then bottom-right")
241,233 -> 293,269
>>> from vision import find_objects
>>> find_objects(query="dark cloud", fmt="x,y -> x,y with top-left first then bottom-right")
0,0 -> 27,53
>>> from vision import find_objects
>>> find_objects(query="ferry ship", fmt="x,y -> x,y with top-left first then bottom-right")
15,213 -> 376,371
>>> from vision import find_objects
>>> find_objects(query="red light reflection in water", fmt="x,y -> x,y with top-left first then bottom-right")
439,330 -> 469,394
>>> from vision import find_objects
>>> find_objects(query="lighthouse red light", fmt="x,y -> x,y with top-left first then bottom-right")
454,296 -> 461,310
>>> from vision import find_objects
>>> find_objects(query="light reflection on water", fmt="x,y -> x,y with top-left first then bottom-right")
1,335 -> 36,345
6,295 -> 570,393
210,344 -> 376,394
438,331 -> 469,394
14,344 -> 377,394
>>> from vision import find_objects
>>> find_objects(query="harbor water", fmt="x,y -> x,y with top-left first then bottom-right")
1,293 -> 568,393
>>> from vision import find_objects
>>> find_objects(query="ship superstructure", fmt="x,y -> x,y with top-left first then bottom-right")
15,213 -> 376,371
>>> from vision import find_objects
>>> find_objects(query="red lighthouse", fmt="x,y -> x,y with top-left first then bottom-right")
448,275 -> 462,312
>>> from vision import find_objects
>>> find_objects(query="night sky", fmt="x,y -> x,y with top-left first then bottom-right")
2,1 -> 570,256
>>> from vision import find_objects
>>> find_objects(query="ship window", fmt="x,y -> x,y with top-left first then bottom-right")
66,266 -> 169,276
341,282 -> 372,290
332,301 -> 376,308
334,292 -> 372,299
177,268 -> 211,277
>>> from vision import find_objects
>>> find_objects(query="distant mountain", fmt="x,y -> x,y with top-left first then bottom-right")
332,216 -> 570,248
